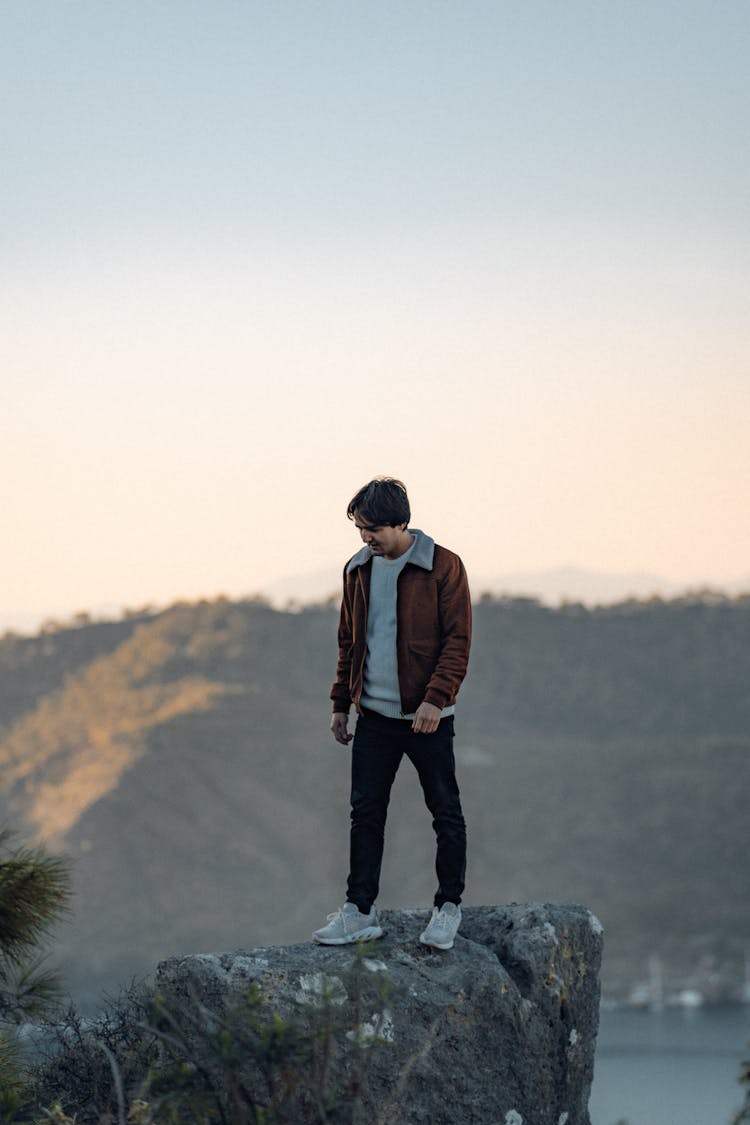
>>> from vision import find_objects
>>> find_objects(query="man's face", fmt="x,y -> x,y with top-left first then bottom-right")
353,512 -> 409,559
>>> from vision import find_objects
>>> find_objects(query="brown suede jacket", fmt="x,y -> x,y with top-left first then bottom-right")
330,529 -> 472,716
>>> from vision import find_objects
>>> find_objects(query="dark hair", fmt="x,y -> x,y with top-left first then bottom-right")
347,477 -> 411,527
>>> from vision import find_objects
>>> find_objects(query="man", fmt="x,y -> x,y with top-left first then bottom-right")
313,477 -> 471,951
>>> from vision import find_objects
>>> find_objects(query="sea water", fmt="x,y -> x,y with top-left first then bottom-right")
590,1005 -> 750,1125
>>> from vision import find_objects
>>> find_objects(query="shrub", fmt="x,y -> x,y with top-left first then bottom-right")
31,950 -> 393,1124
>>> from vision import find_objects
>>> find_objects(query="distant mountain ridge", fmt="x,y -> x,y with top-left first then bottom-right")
1,594 -> 749,1007
4,566 -> 749,635
260,564 -> 750,609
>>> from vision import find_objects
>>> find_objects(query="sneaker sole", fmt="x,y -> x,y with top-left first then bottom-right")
419,933 -> 455,950
312,925 -> 384,945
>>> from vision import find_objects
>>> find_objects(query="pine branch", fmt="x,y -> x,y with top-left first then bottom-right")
0,830 -> 72,961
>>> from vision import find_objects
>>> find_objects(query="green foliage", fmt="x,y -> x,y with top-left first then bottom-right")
0,830 -> 71,1123
0,1028 -> 35,1121
30,990 -> 159,1122
31,953 -> 393,1124
0,830 -> 71,1022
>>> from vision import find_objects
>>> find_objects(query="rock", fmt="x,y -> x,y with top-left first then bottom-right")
155,902 -> 603,1125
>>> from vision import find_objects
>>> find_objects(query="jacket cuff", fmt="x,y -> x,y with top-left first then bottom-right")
330,693 -> 351,714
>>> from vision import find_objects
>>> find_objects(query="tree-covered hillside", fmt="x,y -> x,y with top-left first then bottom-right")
466,593 -> 750,737
1,594 -> 748,1007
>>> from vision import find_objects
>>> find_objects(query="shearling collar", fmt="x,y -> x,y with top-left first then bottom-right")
346,528 -> 435,575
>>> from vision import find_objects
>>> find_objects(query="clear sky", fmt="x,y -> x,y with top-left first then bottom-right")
3,1 -> 749,623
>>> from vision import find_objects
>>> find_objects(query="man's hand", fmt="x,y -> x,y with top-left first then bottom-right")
412,701 -> 442,734
330,712 -> 353,745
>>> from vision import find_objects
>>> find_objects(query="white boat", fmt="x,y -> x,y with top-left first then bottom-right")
627,955 -> 665,1011
670,989 -> 704,1009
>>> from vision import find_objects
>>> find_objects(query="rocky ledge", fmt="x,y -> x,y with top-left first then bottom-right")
156,902 -> 603,1125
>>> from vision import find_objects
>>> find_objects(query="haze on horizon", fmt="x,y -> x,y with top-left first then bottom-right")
3,1 -> 749,627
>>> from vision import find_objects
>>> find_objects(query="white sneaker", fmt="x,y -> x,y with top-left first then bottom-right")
312,903 -> 383,945
419,903 -> 462,950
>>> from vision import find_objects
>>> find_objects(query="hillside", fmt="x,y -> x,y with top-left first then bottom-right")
1,594 -> 749,1007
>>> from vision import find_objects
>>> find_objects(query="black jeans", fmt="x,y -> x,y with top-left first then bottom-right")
346,709 -> 467,914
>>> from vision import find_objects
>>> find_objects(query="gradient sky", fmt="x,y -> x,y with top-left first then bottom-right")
3,1 -> 749,623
